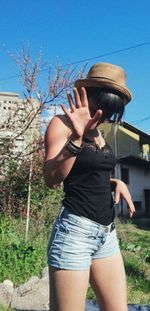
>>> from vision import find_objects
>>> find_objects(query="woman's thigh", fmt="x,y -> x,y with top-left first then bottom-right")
89,252 -> 128,311
49,266 -> 90,311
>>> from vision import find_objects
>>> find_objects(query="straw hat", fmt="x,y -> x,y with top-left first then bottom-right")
74,62 -> 132,103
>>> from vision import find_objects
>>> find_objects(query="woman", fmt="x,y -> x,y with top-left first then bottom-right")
43,62 -> 135,311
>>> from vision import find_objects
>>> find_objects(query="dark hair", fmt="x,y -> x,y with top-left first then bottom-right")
86,87 -> 126,122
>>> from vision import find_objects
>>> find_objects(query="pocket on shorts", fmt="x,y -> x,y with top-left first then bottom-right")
58,218 -> 70,235
47,217 -> 69,255
67,221 -> 92,238
47,222 -> 59,255
104,228 -> 120,249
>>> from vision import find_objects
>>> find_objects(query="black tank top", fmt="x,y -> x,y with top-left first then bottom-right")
62,138 -> 116,225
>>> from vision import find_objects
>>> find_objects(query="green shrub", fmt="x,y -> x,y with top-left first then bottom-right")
0,305 -> 14,311
0,216 -> 50,286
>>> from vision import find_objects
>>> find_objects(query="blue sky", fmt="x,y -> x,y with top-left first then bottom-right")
0,0 -> 150,133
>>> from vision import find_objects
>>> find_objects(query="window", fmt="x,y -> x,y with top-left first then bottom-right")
121,167 -> 129,184
133,201 -> 142,211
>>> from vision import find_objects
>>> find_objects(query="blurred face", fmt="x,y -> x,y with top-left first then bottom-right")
88,99 -> 114,122
87,89 -> 126,123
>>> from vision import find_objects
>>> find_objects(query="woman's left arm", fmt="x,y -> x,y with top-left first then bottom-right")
110,178 -> 136,218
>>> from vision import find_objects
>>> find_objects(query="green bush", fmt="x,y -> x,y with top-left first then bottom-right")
0,216 -> 48,286
0,305 -> 14,311
0,155 -> 64,219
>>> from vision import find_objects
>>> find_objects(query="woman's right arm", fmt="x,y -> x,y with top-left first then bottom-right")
43,115 -> 82,189
43,87 -> 102,188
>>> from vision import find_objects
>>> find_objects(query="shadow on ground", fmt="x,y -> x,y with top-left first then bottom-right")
85,301 -> 150,310
16,301 -> 150,310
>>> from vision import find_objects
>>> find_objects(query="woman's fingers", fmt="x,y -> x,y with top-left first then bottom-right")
80,87 -> 88,107
67,92 -> 76,112
67,87 -> 89,110
61,104 -> 72,118
128,200 -> 136,218
123,192 -> 136,218
93,109 -> 103,121
73,87 -> 89,108
88,110 -> 102,130
114,190 -> 120,204
112,180 -> 136,218
73,87 -> 82,108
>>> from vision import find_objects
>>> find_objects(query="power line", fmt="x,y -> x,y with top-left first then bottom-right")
0,40 -> 150,82
131,116 -> 150,125
0,74 -> 20,82
65,40 -> 150,66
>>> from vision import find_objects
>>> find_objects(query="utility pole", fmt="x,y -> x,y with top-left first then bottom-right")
25,154 -> 33,242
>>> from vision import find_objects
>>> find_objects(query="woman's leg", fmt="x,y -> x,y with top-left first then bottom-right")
49,266 -> 90,311
89,252 -> 128,311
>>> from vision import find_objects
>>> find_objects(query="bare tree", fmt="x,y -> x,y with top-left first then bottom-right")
0,47 -> 86,173
0,47 -> 86,223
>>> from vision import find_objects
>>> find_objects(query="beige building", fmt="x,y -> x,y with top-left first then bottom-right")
0,92 -> 40,175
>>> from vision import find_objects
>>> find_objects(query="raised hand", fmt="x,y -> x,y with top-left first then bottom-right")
61,87 -> 102,140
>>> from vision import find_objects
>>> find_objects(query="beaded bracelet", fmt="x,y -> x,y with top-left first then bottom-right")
65,138 -> 83,155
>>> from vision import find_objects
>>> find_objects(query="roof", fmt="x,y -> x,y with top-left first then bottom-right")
123,121 -> 150,141
0,92 -> 19,97
119,155 -> 150,169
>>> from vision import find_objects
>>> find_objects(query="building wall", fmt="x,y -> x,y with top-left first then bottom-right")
117,126 -> 140,158
0,92 -> 40,146
119,164 -> 150,216
0,92 -> 40,174
99,122 -> 116,152
99,122 -> 150,218
99,122 -> 140,158
0,93 -> 19,124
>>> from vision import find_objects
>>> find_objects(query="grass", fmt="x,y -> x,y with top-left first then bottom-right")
0,216 -> 49,286
0,216 -> 150,305
116,219 -> 150,304
0,306 -> 14,311
86,219 -> 150,304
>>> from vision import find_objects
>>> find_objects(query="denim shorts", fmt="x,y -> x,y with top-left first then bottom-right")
47,207 -> 120,270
